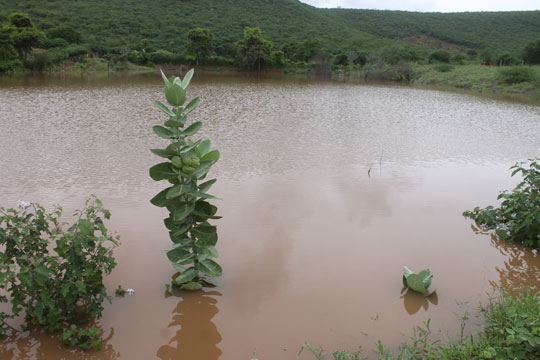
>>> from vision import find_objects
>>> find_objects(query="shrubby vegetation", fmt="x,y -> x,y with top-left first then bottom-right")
0,197 -> 118,350
0,1 -> 540,75
301,290 -> 540,359
464,159 -> 540,248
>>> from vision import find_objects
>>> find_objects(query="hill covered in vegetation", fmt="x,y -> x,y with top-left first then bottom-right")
0,0 -> 539,75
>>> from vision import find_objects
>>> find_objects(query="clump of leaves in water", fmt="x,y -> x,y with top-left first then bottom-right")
402,266 -> 436,296
0,197 -> 118,350
149,69 -> 222,291
463,158 -> 540,247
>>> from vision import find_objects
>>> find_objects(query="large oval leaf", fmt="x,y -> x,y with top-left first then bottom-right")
201,150 -> 220,162
173,202 -> 195,221
198,259 -> 222,277
180,281 -> 202,291
172,267 -> 198,285
181,69 -> 194,89
182,121 -> 202,136
149,163 -> 176,181
152,125 -> 174,139
165,83 -> 186,106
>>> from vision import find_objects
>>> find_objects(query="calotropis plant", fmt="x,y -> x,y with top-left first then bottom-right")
149,69 -> 222,291
402,266 -> 436,296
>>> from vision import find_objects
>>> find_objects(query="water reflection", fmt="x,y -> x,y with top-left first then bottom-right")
156,290 -> 222,360
0,325 -> 119,359
401,290 -> 439,315
489,234 -> 540,292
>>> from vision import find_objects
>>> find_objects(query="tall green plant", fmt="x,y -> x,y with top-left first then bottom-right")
149,69 -> 222,291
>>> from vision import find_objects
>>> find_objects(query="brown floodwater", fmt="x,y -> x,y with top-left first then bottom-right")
1,72 -> 540,359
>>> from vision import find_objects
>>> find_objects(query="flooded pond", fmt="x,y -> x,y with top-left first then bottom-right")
1,73 -> 540,359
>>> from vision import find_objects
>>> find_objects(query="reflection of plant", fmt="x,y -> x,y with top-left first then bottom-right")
149,69 -> 221,291
464,159 -> 540,247
402,266 -> 436,296
0,197 -> 118,349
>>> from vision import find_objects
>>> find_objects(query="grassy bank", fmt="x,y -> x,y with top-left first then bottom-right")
412,64 -> 540,101
298,289 -> 540,360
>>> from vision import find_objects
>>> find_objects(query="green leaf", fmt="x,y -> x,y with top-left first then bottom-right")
151,187 -> 173,207
181,69 -> 194,89
34,265 -> 51,286
180,139 -> 202,155
403,266 -> 413,288
198,244 -> 219,258
180,281 -> 202,291
405,273 -> 427,293
152,125 -> 174,139
172,268 -> 198,285
172,263 -> 186,273
198,139 -> 211,156
192,223 -> 218,245
184,96 -> 200,115
201,150 -> 220,163
173,202 -> 195,221
150,148 -> 175,158
78,220 -> 94,235
199,179 -> 217,193
166,247 -> 191,263
199,259 -> 222,277
417,269 -> 433,289
182,122 -> 202,136
191,161 -> 214,179
165,119 -> 184,128
165,83 -> 186,106
160,69 -> 170,86
149,163 -> 176,181
155,100 -> 175,117
166,184 -> 196,199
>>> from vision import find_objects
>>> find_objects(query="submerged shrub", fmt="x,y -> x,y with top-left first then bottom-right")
464,159 -> 540,247
0,197 -> 118,349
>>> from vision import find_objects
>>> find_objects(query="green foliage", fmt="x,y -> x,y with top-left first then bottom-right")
6,13 -> 44,60
299,342 -> 365,360
499,66 -> 535,84
428,50 -> 450,63
523,38 -> 540,65
46,25 -> 82,44
186,28 -> 214,65
235,27 -> 274,70
495,52 -> 519,66
402,266 -> 436,296
0,197 -> 118,348
150,69 -> 221,291
464,159 -> 540,247
60,324 -> 103,351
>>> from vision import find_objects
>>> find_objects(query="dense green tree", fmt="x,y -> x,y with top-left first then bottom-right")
281,39 -> 321,62
523,38 -> 540,64
186,28 -> 214,65
0,26 -> 20,71
6,13 -> 44,60
428,49 -> 450,63
496,52 -> 519,66
46,25 -> 82,44
235,27 -> 273,70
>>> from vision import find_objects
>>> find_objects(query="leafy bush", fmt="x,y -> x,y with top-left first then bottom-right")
434,63 -> 454,72
149,49 -> 175,64
428,50 -> 450,63
0,197 -> 118,349
499,66 -> 534,84
464,159 -> 540,247
149,70 -> 222,291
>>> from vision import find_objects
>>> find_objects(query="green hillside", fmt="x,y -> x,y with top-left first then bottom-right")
325,9 -> 540,54
2,0 -> 539,55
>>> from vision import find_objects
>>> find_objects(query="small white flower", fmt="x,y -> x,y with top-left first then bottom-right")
126,288 -> 135,295
17,201 -> 30,209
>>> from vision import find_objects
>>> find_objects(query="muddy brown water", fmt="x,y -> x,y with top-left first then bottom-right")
1,73 -> 540,359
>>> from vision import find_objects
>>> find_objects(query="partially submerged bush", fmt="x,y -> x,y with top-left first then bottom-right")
0,197 -> 118,350
464,159 -> 540,247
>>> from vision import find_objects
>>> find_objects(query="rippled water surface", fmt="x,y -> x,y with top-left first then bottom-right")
1,73 -> 540,359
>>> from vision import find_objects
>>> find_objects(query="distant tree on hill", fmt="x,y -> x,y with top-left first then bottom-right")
523,38 -> 540,64
235,27 -> 273,70
6,13 -> 44,60
46,25 -> 82,44
281,39 -> 321,63
186,28 -> 214,65
428,49 -> 450,63
0,26 -> 21,71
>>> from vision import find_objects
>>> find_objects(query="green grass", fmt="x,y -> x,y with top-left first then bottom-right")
411,64 -> 540,100
300,289 -> 540,360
